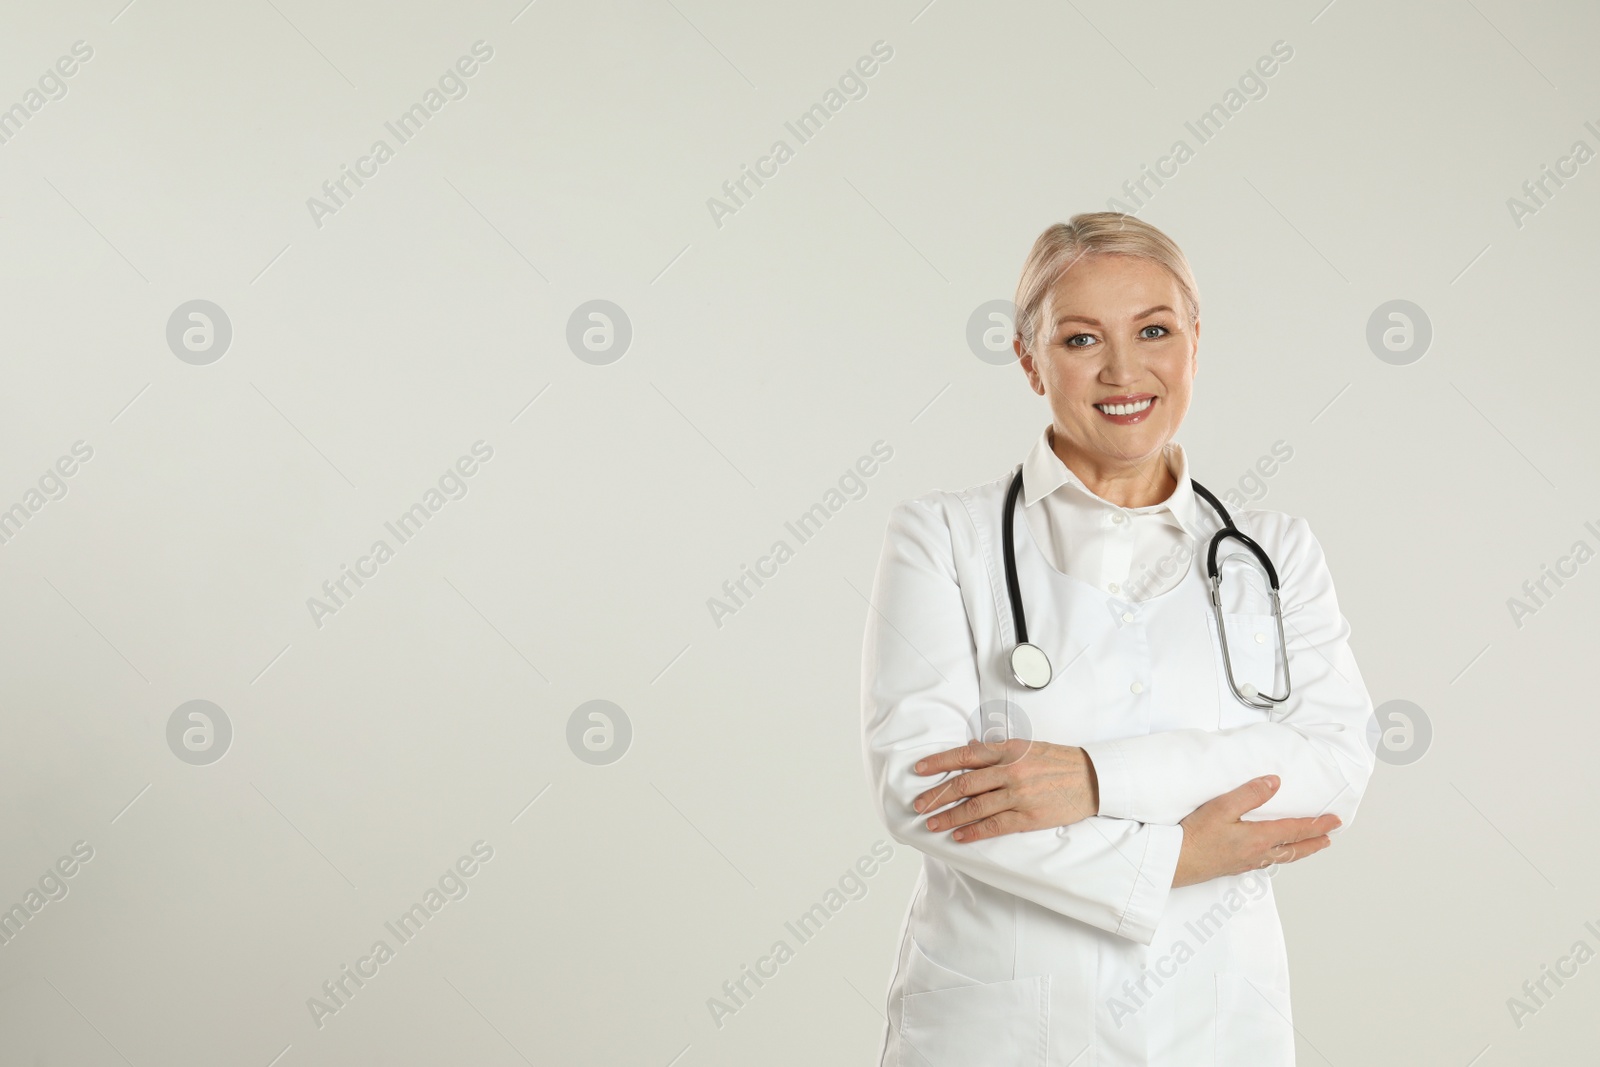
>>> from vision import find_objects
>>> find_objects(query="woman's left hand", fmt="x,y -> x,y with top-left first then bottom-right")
911,740 -> 1099,841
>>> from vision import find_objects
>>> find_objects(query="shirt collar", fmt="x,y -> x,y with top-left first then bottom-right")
1021,424 -> 1199,538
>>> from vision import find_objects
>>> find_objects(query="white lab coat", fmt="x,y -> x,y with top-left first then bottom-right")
860,462 -> 1376,1066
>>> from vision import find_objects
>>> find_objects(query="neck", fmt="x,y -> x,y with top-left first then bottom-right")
1049,427 -> 1177,509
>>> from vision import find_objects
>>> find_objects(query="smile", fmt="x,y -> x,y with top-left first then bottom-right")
1095,398 -> 1152,415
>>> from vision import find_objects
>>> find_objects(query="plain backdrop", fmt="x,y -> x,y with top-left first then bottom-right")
1,1 -> 1598,1064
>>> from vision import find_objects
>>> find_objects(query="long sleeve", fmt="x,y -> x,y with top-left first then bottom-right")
861,496 -> 1184,945
1082,514 -> 1377,829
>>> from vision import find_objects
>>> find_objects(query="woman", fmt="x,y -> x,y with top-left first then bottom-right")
860,212 -> 1376,1066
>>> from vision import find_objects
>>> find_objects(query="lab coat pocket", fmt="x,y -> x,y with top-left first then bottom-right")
1211,611 -> 1280,727
1214,971 -> 1295,1065
897,938 -> 1049,1067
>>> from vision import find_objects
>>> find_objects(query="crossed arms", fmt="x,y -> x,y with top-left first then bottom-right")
860,497 -> 1376,945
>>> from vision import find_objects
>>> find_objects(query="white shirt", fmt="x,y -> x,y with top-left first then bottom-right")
861,428 -> 1376,1065
1020,427 -> 1197,603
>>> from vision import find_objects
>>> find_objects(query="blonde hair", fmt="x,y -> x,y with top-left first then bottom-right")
1013,212 -> 1200,354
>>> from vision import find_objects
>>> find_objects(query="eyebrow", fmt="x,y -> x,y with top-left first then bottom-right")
1053,305 -> 1175,328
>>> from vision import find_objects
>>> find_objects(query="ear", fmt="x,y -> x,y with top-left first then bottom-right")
1014,336 -> 1046,396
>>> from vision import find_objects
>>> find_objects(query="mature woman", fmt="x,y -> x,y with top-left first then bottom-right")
860,212 -> 1376,1065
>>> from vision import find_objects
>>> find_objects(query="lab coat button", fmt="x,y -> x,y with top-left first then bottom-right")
1112,513 -> 1125,524
1255,632 -> 1266,643
1122,612 -> 1134,623
1130,681 -> 1144,694
1107,582 -> 1120,594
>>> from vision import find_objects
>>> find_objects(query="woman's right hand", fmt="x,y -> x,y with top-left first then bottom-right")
1172,775 -> 1341,888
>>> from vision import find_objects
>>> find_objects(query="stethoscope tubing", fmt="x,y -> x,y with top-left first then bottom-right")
1002,464 -> 1292,710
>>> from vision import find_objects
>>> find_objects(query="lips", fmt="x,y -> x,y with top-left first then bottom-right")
1094,395 -> 1157,424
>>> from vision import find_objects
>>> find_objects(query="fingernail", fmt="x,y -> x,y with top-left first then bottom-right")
914,760 -> 927,772
1263,775 -> 1279,788
913,799 -> 924,812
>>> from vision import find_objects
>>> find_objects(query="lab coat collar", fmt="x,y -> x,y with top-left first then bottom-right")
1021,425 -> 1200,538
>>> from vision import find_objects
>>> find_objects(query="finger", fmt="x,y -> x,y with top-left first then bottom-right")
1226,775 -> 1281,817
1270,813 -> 1343,843
951,810 -> 1025,843
913,740 -> 1005,776
1256,833 -> 1330,868
913,767 -> 1008,814
1267,834 -> 1331,866
926,789 -> 1009,833
910,777 -> 967,815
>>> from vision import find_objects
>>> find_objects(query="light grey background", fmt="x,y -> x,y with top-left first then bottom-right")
1,0 -> 1596,1064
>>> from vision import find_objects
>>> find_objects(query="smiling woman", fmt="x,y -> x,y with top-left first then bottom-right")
860,212 -> 1377,1065
1011,219 -> 1201,481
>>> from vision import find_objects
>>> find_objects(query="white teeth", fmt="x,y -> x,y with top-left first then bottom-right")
1096,398 -> 1154,416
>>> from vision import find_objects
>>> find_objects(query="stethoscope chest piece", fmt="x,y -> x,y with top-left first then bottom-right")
1009,642 -> 1052,690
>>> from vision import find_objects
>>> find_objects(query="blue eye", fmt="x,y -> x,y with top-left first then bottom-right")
1141,324 -> 1169,339
1063,334 -> 1095,348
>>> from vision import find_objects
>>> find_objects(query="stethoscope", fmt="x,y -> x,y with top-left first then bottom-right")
1001,466 -> 1293,710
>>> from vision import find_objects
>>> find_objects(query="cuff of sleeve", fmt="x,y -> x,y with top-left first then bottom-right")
1083,738 -> 1140,822
1115,822 -> 1184,945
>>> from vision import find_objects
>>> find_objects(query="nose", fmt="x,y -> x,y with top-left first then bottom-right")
1100,335 -> 1140,383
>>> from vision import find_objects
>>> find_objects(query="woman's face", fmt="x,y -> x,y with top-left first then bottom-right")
1015,252 -> 1198,476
